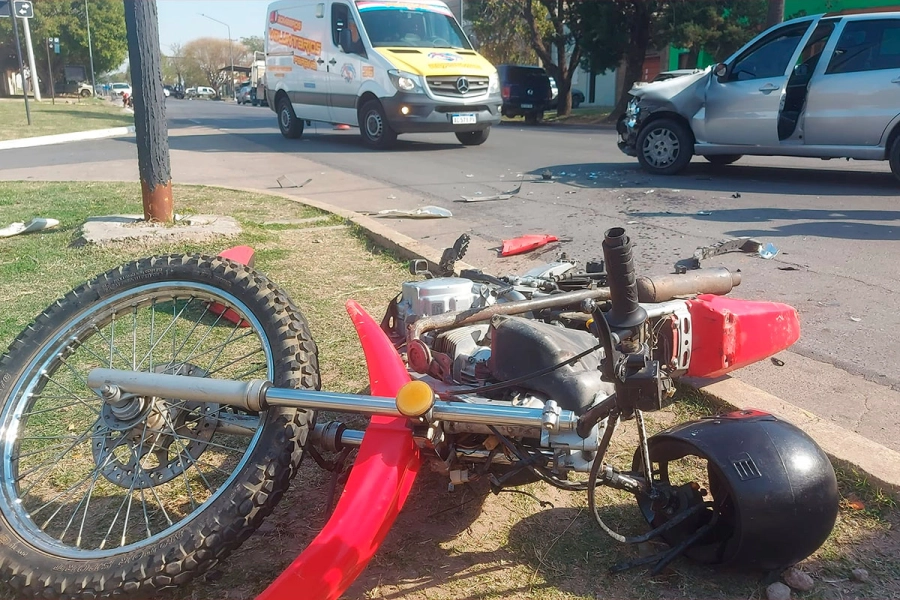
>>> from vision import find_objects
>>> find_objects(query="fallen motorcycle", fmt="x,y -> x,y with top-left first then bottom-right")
0,228 -> 838,599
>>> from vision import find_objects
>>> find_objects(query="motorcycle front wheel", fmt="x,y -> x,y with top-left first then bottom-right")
0,254 -> 319,598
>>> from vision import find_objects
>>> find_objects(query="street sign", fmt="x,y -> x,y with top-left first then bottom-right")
13,0 -> 32,18
0,0 -> 10,18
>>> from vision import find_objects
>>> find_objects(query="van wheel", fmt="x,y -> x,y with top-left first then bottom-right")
704,154 -> 742,166
359,99 -> 397,149
277,97 -> 304,139
890,137 -> 900,183
456,128 -> 490,146
80,89 -> 91,98
636,118 -> 694,175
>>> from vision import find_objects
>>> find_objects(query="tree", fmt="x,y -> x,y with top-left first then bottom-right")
466,0 -> 543,65
657,0 -> 767,67
241,35 -> 264,56
182,37 -> 248,95
0,0 -> 127,94
519,0 -> 584,116
767,0 -> 785,27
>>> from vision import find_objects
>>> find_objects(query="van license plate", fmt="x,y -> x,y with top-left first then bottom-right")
520,103 -> 533,109
452,113 -> 477,125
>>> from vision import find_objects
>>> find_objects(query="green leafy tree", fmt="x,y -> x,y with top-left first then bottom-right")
466,0 -> 542,65
519,0 -> 585,116
0,0 -> 127,94
657,0 -> 767,67
240,35 -> 264,56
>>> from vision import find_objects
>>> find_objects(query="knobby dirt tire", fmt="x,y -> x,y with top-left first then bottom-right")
0,254 -> 319,598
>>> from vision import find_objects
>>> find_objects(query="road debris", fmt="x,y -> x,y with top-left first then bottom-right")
459,183 -> 523,203
697,210 -> 712,216
732,192 -> 742,198
771,357 -> 785,367
366,206 -> 452,219
276,175 -> 312,189
758,242 -> 779,259
0,217 -> 60,238
850,316 -> 862,322
541,170 -> 553,180
675,237 -> 762,272
501,234 -> 562,257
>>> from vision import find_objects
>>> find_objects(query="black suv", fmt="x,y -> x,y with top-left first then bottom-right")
497,64 -> 557,125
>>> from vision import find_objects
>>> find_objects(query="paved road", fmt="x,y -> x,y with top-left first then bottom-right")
2,98 -> 899,451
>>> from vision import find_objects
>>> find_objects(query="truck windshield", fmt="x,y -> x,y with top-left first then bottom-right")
356,1 -> 471,49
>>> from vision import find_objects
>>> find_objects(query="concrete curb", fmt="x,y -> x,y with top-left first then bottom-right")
149,184 -> 900,497
0,126 -> 136,151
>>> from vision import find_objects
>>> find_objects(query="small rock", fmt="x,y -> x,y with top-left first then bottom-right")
783,567 -> 815,591
767,581 -> 792,600
851,568 -> 870,583
256,520 -> 277,535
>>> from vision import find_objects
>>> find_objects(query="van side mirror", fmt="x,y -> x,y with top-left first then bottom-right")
714,63 -> 729,80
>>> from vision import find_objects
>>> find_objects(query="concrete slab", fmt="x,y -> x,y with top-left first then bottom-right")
78,213 -> 241,246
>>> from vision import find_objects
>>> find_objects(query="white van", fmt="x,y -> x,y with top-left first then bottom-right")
263,0 -> 502,148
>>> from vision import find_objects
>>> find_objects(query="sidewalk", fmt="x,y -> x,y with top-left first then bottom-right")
1,119 -> 897,495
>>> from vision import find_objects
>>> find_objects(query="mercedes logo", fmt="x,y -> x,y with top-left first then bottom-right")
456,77 -> 470,94
527,88 -> 534,96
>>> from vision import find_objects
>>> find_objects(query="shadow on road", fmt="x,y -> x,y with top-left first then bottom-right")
528,160 -> 899,197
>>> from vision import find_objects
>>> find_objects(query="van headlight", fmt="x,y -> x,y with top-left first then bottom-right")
388,70 -> 424,94
488,72 -> 499,94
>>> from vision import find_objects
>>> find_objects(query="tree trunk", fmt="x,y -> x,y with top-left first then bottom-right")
686,47 -> 700,69
124,0 -> 173,223
767,0 -> 784,28
608,1 -> 652,121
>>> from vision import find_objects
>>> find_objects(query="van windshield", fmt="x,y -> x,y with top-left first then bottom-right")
356,1 -> 471,49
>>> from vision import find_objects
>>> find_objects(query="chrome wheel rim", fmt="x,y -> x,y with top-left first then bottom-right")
0,282 -> 273,559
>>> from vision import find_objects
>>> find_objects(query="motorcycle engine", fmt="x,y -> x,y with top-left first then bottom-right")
394,278 -> 491,338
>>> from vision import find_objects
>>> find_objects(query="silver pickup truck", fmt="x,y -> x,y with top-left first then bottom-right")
617,12 -> 900,182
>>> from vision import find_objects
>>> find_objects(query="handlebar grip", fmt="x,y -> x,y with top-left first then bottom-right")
602,227 -> 648,330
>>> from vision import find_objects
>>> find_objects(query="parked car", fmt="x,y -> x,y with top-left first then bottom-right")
111,82 -> 132,97
571,88 -> 585,108
617,12 -> 900,182
237,82 -> 252,105
497,64 -> 557,125
164,84 -> 185,99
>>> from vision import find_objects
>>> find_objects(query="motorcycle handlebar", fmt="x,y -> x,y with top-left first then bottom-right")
601,227 -> 648,330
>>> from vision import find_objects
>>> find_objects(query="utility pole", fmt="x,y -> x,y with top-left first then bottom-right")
123,0 -> 173,223
200,13 -> 235,102
46,37 -> 57,104
21,14 -> 40,101
85,0 -> 96,94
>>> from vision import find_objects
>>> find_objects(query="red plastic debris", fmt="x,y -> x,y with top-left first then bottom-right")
208,246 -> 256,327
501,234 -> 559,256
686,294 -> 800,378
257,300 -> 420,600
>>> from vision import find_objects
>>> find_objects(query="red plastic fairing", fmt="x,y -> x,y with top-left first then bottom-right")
685,294 -> 800,378
257,300 -> 421,600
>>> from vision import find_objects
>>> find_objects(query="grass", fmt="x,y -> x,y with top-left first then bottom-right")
0,181 -> 897,599
0,97 -> 134,142
502,106 -> 614,126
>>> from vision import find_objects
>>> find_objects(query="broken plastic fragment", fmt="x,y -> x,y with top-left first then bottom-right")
501,234 -> 560,257
371,206 -> 452,219
0,218 -> 60,238
697,211 -> 712,216
850,316 -> 862,322
758,242 -> 779,259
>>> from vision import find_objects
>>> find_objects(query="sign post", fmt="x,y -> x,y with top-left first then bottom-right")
46,37 -> 58,105
2,0 -> 33,125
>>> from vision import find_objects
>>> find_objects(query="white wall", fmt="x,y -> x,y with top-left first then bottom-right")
571,66 -> 616,106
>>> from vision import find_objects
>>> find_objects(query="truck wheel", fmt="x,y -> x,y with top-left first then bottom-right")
704,154 -> 742,166
277,97 -> 304,139
456,128 -> 490,146
80,89 -> 91,98
890,137 -> 900,183
636,118 -> 694,176
359,99 -> 397,149
524,112 -> 543,126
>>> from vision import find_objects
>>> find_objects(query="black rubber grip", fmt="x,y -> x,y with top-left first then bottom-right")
602,227 -> 647,330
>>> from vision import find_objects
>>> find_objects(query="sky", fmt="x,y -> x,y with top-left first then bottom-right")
156,0 -> 272,54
